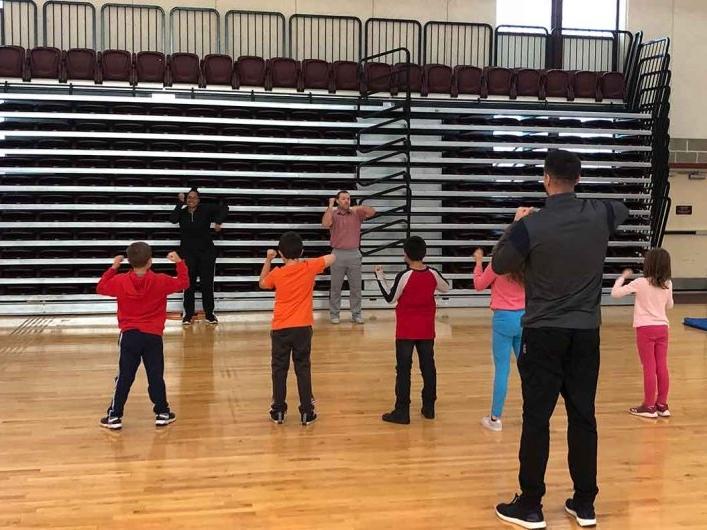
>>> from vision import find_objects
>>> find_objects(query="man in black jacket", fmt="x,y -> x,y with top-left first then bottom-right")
492,151 -> 629,529
169,188 -> 228,325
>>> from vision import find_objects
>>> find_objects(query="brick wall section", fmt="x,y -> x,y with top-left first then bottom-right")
669,138 -> 707,164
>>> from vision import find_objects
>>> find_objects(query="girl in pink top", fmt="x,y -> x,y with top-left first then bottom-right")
611,247 -> 674,419
473,248 -> 526,432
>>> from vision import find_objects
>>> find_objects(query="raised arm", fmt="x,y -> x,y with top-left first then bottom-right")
160,252 -> 190,294
375,266 -> 409,304
322,197 -> 335,228
96,255 -> 125,297
611,270 -> 640,298
492,208 -> 533,275
169,193 -> 184,224
259,249 -> 277,289
354,204 -> 376,220
429,266 -> 450,293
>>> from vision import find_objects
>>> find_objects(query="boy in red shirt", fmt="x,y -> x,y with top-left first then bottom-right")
259,232 -> 336,426
375,236 -> 450,424
97,242 -> 189,430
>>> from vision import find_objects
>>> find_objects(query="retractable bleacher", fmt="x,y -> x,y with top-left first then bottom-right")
0,35 -> 669,315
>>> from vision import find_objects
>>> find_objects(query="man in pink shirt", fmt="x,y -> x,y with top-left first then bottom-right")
321,191 -> 376,324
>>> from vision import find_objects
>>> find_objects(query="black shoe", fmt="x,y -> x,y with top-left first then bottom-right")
205,314 -> 219,325
421,404 -> 435,419
565,498 -> 597,527
382,409 -> 410,424
100,415 -> 122,430
495,495 -> 546,529
182,315 -> 193,326
301,411 -> 317,425
270,409 -> 286,424
155,412 -> 176,426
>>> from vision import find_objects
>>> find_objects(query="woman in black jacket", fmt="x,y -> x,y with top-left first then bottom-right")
169,188 -> 228,325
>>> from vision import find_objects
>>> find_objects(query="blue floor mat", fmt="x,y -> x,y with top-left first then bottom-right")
683,318 -> 707,331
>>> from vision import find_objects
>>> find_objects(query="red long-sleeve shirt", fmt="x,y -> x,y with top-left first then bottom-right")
96,261 -> 189,336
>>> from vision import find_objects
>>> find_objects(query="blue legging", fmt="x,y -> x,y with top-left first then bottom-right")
490,309 -> 524,418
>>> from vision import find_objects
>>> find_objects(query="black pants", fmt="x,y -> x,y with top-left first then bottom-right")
394,339 -> 437,411
107,329 -> 170,418
183,250 -> 216,317
271,326 -> 313,415
518,327 -> 600,507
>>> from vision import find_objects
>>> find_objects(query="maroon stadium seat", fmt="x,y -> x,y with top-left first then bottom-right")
266,57 -> 300,90
451,65 -> 482,97
514,68 -> 542,98
544,69 -> 573,99
28,47 -> 62,80
421,64 -> 453,96
332,60 -> 359,91
301,59 -> 331,91
135,51 -> 167,84
202,54 -> 235,86
98,49 -> 133,83
484,67 -> 513,97
573,70 -> 599,100
169,52 -> 202,85
64,48 -> 97,82
599,71 -> 625,100
234,55 -> 266,88
363,62 -> 392,94
392,62 -> 422,95
0,46 -> 27,79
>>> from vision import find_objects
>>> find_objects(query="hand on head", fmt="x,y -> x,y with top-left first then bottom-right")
329,197 -> 336,208
178,193 -> 185,203
166,251 -> 182,263
473,248 -> 484,261
621,268 -> 633,279
374,265 -> 383,274
266,249 -> 278,260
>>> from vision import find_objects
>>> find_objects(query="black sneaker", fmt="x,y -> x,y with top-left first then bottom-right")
155,412 -> 176,426
270,409 -> 286,424
421,404 -> 435,419
382,409 -> 410,424
565,498 -> 597,527
301,411 -> 317,425
100,416 -> 122,430
205,314 -> 219,325
182,315 -> 193,326
495,495 -> 546,529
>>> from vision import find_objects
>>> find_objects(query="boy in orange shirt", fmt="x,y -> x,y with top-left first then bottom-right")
259,232 -> 336,425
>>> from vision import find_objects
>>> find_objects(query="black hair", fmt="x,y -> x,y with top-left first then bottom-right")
404,235 -> 427,261
544,150 -> 581,182
336,190 -> 349,199
278,231 -> 303,259
187,187 -> 199,196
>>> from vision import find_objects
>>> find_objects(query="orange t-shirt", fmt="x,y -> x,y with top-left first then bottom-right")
262,257 -> 327,330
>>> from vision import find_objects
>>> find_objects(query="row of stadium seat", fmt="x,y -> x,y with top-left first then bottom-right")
0,45 -> 625,100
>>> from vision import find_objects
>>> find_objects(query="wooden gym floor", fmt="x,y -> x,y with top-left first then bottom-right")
0,304 -> 706,529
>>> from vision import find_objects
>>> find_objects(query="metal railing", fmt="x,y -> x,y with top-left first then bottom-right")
422,21 -> 493,67
289,14 -> 362,62
364,18 -> 422,65
100,3 -> 166,53
43,1 -> 96,49
355,48 -> 412,256
0,0 -> 38,48
224,10 -> 285,60
494,25 -> 549,69
170,7 -> 220,56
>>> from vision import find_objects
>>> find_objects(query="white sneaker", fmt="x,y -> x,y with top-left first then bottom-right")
330,316 -> 340,324
352,315 -> 365,325
481,415 -> 502,432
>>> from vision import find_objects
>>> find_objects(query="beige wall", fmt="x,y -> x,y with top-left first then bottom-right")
663,173 -> 707,280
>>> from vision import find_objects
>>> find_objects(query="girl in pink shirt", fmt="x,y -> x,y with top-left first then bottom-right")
473,248 -> 526,432
611,247 -> 674,419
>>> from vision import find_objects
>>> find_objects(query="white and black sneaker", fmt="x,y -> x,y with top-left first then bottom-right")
100,416 -> 122,430
495,495 -> 546,529
565,498 -> 597,527
155,412 -> 176,426
270,409 -> 286,424
301,411 -> 317,425
182,315 -> 193,326
205,314 -> 219,325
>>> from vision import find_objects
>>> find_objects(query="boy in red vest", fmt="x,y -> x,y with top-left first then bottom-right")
97,242 -> 189,430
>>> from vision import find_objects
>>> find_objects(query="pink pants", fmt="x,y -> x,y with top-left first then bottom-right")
636,325 -> 670,406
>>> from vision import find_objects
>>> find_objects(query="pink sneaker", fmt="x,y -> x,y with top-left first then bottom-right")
656,403 -> 671,417
629,404 -> 658,418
